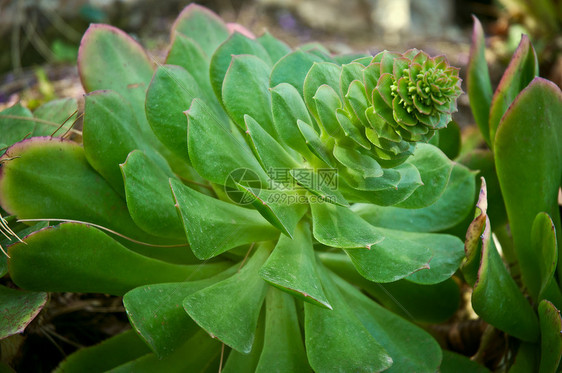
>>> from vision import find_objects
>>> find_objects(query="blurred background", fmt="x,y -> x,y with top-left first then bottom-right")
0,0 -> 561,122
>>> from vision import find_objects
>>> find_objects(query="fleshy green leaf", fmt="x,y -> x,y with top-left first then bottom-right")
9,223 -> 229,295
470,213 -> 539,342
145,65 -> 205,160
121,150 -> 185,240
0,138 -> 185,261
320,252 -> 460,323
295,120 -> 334,167
210,32 -> 271,102
538,300 -> 562,373
33,98 -> 78,137
335,108 -> 371,149
164,33 -> 229,127
78,24 -> 154,139
458,149 -> 506,227
83,90 -> 169,195
123,266 -> 237,357
333,145 -> 383,178
494,78 -> 562,299
344,229 -> 433,283
488,35 -> 538,144
184,244 -> 271,353
270,83 -> 314,156
54,330 -> 151,373
312,202 -> 433,283
437,120 -> 461,159
171,4 -> 229,58
340,63 -> 365,99
166,31 -> 210,83
186,98 -> 269,186
533,213 -> 562,308
440,350 -> 491,373
290,169 -> 348,207
335,275 -> 443,373
303,62 -> 342,119
271,50 -> 325,95
509,342 -> 540,373
222,313 -> 265,373
234,185 -> 307,238
0,286 -> 47,339
222,55 -> 276,136
467,16 -> 493,147
344,79 -> 370,126
394,229 -> 465,284
304,266 -> 393,372
260,220 -> 331,308
110,329 -> 222,372
244,115 -> 300,171
341,162 -> 422,206
313,84 -> 344,137
257,32 -> 292,64
336,53 -> 370,65
77,23 -> 183,175
0,221 -> 48,277
311,202 -> 383,249
170,179 -> 279,260
0,104 -> 34,155
255,288 -> 311,372
396,144 -> 453,209
353,163 -> 476,232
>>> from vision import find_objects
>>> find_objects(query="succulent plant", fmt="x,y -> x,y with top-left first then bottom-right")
0,4 -> 480,372
455,16 -> 562,371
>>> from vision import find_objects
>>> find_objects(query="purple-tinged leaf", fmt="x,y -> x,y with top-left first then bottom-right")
495,78 -> 562,299
78,24 -> 153,99
464,181 -> 540,342
0,286 -> 47,339
0,138 -> 188,262
489,34 -> 538,144
210,32 -> 271,102
170,4 -> 229,58
467,16 -> 493,147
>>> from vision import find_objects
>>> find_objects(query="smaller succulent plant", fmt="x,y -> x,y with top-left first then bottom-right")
456,16 -> 562,371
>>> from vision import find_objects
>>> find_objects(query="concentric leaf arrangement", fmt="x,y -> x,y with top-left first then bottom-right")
0,5 -> 559,372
